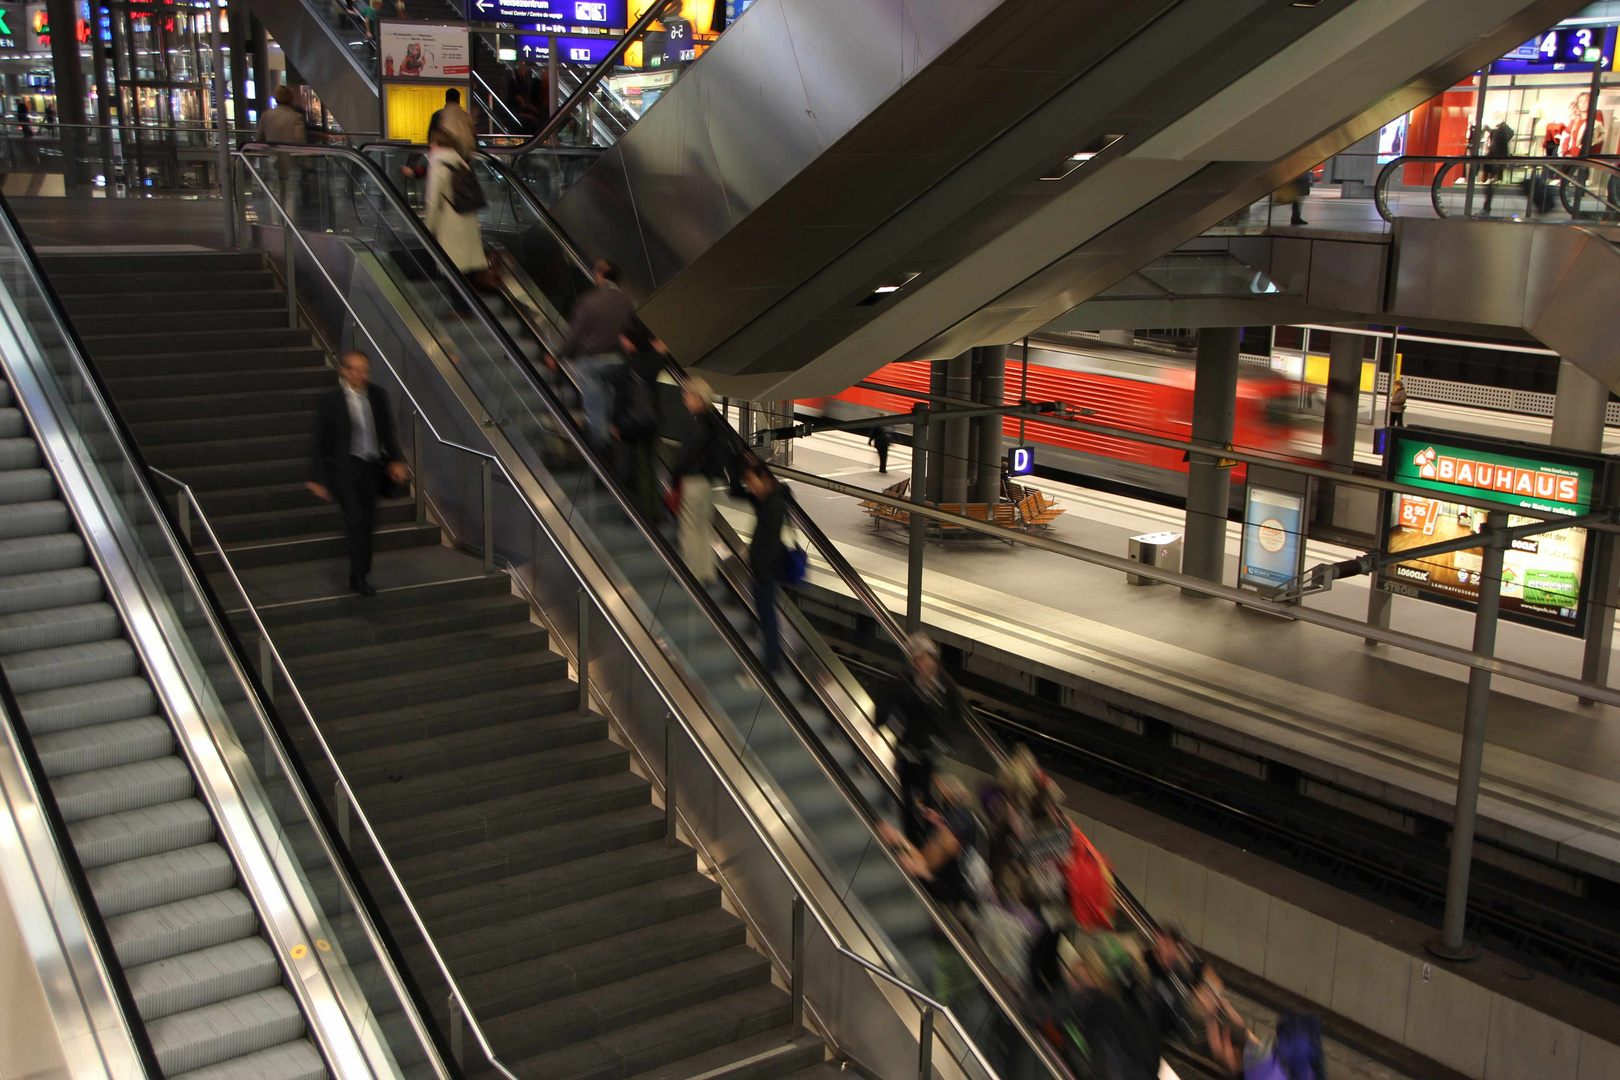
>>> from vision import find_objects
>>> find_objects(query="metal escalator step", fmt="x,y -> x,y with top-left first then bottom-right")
52,755 -> 193,821
0,436 -> 42,470
17,675 -> 155,733
106,889 -> 258,968
0,407 -> 20,438
0,532 -> 86,575
0,602 -> 119,654
0,567 -> 102,614
0,380 -> 10,407
0,467 -> 54,504
166,1038 -> 327,1080
88,841 -> 236,918
127,937 -> 282,1021
0,499 -> 68,540
2,638 -> 140,694
35,715 -> 173,776
147,986 -> 306,1077
70,799 -> 215,869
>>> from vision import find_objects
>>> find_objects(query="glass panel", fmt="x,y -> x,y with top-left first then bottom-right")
0,201 -> 440,1080
234,145 -> 1049,1080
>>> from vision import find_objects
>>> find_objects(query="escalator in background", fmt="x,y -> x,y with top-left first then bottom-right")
528,0 -> 1584,401
240,0 -> 381,133
0,202 -> 449,1080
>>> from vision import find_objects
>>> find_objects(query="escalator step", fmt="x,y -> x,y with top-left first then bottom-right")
52,755 -> 193,821
0,531 -> 86,575
0,602 -> 119,654
70,798 -> 215,869
0,499 -> 67,540
106,889 -> 258,968
87,841 -> 236,917
127,937 -> 282,1022
3,638 -> 141,694
0,436 -> 43,469
35,715 -> 173,776
16,675 -> 155,733
0,467 -> 54,504
147,986 -> 306,1077
0,567 -> 103,614
167,1038 -> 326,1080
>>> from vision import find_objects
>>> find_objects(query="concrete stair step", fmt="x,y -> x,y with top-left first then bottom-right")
354,737 -> 629,819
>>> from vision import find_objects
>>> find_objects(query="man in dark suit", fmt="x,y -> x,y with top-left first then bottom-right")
308,351 -> 408,597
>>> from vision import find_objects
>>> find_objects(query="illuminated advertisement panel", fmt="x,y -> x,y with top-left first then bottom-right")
1379,429 -> 1604,635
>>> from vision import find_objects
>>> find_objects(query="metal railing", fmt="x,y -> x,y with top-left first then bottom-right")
225,148 -> 1020,1080
1374,154 -> 1620,222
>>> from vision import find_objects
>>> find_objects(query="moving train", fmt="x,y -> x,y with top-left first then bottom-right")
796,336 -> 1306,500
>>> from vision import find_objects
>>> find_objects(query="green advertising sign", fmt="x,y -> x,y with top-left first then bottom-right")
1388,430 -> 1595,517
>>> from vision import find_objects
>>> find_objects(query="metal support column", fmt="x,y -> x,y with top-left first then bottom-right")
1431,509 -> 1507,958
1321,331 -> 1362,468
917,1006 -> 934,1080
1550,358 -> 1607,451
1182,327 -> 1241,592
88,2 -> 117,196
209,0 -> 234,247
1582,469 -> 1620,699
907,405 -> 930,635
925,361 -> 946,502
974,345 -> 1006,504
942,351 -> 972,505
45,0 -> 89,195
250,16 -> 272,115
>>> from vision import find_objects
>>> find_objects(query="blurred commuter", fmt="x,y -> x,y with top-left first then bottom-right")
43,104 -> 54,135
1273,171 -> 1310,226
308,351 -> 408,597
1544,122 -> 1565,156
422,127 -> 488,290
1388,379 -> 1407,427
671,376 -> 730,585
1481,120 -> 1513,214
427,87 -> 476,158
614,326 -> 666,519
552,259 -> 635,449
15,100 -> 30,140
1242,1013 -> 1325,1080
743,462 -> 787,673
869,423 -> 893,473
875,634 -> 963,844
257,85 -> 309,209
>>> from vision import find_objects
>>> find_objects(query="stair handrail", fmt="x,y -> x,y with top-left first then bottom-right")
0,193 -> 457,1080
1373,154 -> 1620,222
228,149 -> 1019,1080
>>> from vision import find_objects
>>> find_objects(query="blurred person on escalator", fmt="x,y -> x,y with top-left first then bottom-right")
549,258 -> 635,450
1480,120 -> 1513,215
613,325 -> 667,520
670,375 -> 730,585
742,461 -> 787,673
426,87 -> 476,158
422,127 -> 489,293
874,634 -> 964,844
257,84 -> 309,209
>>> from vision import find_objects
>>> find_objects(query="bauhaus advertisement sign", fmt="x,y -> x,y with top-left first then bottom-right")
1380,429 -> 1606,636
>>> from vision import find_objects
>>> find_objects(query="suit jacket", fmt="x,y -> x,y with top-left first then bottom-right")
312,382 -> 402,492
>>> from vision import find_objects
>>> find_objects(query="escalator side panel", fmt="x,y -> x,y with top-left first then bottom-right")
240,0 -> 379,134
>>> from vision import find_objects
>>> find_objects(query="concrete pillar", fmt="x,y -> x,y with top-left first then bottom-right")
1182,327 -> 1241,593
229,9 -> 252,134
46,0 -> 89,193
942,351 -> 973,505
1551,358 -> 1608,452
250,16 -> 273,114
926,360 -> 947,502
973,346 -> 1007,505
1100,329 -> 1133,347
1321,331 -> 1362,467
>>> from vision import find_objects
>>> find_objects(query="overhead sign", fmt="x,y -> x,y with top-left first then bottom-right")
380,21 -> 469,79
1379,429 -> 1606,636
1492,26 -> 1615,74
516,33 -> 617,63
1239,486 -> 1306,596
1007,445 -> 1035,477
467,0 -> 625,30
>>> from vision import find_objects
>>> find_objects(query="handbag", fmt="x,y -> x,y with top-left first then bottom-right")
780,521 -> 808,583
1063,826 -> 1117,930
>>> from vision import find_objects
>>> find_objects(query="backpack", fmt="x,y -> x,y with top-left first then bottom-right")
1064,826 -> 1117,930
614,370 -> 658,442
446,160 -> 486,214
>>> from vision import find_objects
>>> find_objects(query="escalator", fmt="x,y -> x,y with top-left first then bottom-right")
240,0 -> 380,132
0,200 -> 448,1080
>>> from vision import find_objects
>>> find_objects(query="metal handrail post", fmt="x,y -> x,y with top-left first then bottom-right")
481,457 -> 494,573
412,410 -> 427,524
906,405 -> 929,634
577,589 -> 590,714
791,896 -> 806,1037
664,712 -> 677,844
283,213 -> 297,330
918,1006 -> 935,1080
448,996 -> 464,1066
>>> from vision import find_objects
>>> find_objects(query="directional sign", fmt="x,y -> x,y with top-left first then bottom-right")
467,0 -> 625,30
516,33 -> 617,63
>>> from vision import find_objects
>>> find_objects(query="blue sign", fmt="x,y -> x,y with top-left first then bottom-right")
466,0 -> 625,30
1007,445 -> 1035,477
1239,486 -> 1305,592
516,33 -> 617,62
1491,26 -> 1615,73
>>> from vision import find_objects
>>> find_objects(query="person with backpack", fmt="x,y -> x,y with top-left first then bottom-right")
613,326 -> 666,520
422,127 -> 488,285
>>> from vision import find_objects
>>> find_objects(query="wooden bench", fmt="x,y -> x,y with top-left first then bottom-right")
861,477 -> 1035,535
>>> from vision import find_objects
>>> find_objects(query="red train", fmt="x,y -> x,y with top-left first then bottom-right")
797,336 -> 1305,500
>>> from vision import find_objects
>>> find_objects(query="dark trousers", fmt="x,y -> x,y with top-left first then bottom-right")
753,572 -> 780,674
1390,409 -> 1405,428
875,440 -> 889,473
335,455 -> 382,582
897,753 -> 936,845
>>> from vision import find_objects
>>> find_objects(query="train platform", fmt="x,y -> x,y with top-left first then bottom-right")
716,421 -> 1620,890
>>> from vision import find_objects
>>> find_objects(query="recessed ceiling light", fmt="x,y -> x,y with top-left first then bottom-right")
1041,133 -> 1124,181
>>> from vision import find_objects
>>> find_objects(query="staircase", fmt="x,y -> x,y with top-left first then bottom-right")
40,249 -> 839,1080
0,375 -> 327,1080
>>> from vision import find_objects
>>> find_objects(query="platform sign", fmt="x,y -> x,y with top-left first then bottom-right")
1492,26 -> 1615,74
1239,486 -> 1306,596
467,0 -> 625,30
1007,445 -> 1035,477
1379,429 -> 1605,635
516,33 -> 617,62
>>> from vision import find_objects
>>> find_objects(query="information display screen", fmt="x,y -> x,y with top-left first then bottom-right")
1491,26 -> 1616,74
1239,486 -> 1305,593
1379,430 -> 1604,635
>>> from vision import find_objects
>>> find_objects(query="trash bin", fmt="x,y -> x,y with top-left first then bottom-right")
1127,531 -> 1183,586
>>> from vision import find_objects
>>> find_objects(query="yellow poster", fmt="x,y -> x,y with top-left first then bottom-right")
629,0 -> 714,30
384,82 -> 462,143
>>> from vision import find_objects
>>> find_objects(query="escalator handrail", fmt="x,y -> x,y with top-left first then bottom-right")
0,190 -> 456,1080
1373,154 -> 1620,222
0,612 -> 163,1080
480,0 -> 677,154
232,147 -> 1017,1080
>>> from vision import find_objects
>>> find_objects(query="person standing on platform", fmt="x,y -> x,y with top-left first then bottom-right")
551,259 -> 635,449
874,634 -> 964,844
671,376 -> 730,585
1388,378 -> 1407,427
308,351 -> 408,597
743,462 -> 787,673
869,424 -> 893,473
